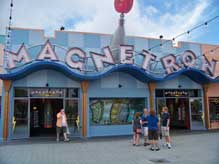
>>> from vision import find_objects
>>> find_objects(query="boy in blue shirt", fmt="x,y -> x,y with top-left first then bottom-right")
147,109 -> 160,151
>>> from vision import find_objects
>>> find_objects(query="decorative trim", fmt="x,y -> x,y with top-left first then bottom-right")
203,84 -> 210,129
148,82 -> 156,111
3,80 -> 12,141
81,81 -> 89,137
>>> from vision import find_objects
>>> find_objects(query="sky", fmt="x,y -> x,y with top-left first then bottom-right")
0,0 -> 218,45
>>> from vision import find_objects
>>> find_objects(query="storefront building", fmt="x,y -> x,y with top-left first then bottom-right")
0,27 -> 218,141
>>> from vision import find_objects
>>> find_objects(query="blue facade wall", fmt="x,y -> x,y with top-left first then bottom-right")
156,75 -> 202,89
88,72 -> 149,137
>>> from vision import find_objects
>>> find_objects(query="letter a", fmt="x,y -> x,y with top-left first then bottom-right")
37,40 -> 58,61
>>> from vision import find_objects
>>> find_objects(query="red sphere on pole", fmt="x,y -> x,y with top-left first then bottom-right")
114,0 -> 134,14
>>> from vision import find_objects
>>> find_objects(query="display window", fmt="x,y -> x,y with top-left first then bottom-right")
209,97 -> 219,129
89,98 -> 146,125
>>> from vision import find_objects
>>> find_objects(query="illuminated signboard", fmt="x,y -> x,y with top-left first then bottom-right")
6,40 -> 218,78
30,88 -> 64,97
164,90 -> 189,97
209,97 -> 219,104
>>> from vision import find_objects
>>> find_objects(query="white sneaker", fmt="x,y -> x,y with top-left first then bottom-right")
64,138 -> 70,142
167,143 -> 171,149
56,138 -> 59,142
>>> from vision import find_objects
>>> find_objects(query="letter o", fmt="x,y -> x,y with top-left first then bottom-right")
181,50 -> 196,67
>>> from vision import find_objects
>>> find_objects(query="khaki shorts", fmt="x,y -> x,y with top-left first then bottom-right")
161,126 -> 170,137
143,127 -> 148,137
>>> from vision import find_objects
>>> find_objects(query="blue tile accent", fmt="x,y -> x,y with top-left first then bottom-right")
100,35 -> 111,47
28,45 -> 42,60
126,37 -> 135,45
29,30 -> 46,45
134,38 -> 149,50
177,42 -> 190,53
188,43 -> 202,56
84,34 -> 101,48
148,39 -> 162,52
28,30 -> 45,45
0,35 -> 5,44
11,29 -> 29,44
50,32 -> 68,47
68,33 -> 84,48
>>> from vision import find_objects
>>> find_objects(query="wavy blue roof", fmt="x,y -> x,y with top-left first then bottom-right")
0,61 -> 219,84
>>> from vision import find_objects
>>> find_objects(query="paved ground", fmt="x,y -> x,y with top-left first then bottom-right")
0,131 -> 219,164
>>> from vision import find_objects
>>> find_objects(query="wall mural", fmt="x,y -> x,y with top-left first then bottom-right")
89,98 -> 145,125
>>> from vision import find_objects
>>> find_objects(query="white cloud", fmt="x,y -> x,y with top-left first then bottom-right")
144,6 -> 159,15
0,0 -> 212,41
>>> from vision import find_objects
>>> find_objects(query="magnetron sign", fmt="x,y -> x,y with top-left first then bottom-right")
6,40 -> 218,78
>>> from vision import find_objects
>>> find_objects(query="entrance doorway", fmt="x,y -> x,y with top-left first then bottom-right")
13,88 -> 81,139
190,98 -> 205,130
157,98 -> 190,129
156,89 -> 205,130
166,98 -> 190,129
30,99 -> 63,137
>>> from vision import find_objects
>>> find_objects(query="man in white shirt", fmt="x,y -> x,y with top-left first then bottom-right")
56,109 -> 70,142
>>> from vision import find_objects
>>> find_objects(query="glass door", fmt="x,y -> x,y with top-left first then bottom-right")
166,98 -> 190,129
65,99 -> 80,136
13,99 -> 29,138
156,98 -> 166,116
30,99 -> 63,137
190,98 -> 205,130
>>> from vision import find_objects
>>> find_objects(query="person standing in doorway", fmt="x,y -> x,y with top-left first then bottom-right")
56,109 -> 70,142
132,112 -> 142,146
161,106 -> 171,149
141,108 -> 149,146
147,109 -> 160,151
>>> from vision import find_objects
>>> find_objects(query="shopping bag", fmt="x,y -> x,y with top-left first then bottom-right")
66,126 -> 71,135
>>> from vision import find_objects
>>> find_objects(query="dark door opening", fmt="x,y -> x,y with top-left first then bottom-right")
30,99 -> 63,137
166,98 -> 190,129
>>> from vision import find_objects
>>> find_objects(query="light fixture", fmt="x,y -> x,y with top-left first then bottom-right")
159,35 -> 163,39
187,31 -> 190,38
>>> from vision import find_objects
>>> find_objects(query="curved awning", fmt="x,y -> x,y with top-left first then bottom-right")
0,61 -> 219,84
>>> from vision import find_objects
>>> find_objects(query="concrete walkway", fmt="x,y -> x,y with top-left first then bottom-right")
0,131 -> 218,164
